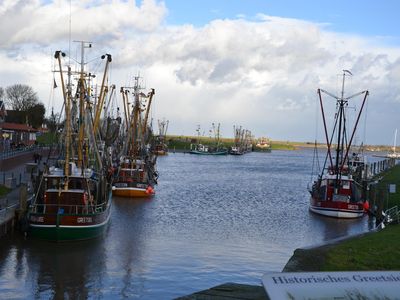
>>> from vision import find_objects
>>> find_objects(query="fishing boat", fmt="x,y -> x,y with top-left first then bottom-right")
28,43 -> 113,241
387,129 -> 400,159
254,137 -> 271,152
189,144 -> 228,155
189,123 -> 228,155
112,76 -> 158,197
309,70 -> 369,218
229,126 -> 253,155
154,119 -> 169,156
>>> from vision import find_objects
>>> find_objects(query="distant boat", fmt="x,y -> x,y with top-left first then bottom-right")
154,119 -> 169,156
228,125 -> 253,155
229,146 -> 243,155
309,70 -> 369,218
189,123 -> 228,155
387,129 -> 400,159
189,143 -> 228,155
255,137 -> 271,152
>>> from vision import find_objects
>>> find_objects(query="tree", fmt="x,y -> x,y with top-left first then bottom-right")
5,84 -> 38,111
4,84 -> 46,128
29,103 -> 46,128
45,111 -> 61,133
0,87 -> 4,101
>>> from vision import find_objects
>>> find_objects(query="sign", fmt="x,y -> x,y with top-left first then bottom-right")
262,271 -> 400,299
389,184 -> 396,194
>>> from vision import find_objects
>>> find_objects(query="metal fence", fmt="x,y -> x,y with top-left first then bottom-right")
0,170 -> 29,187
0,145 -> 42,160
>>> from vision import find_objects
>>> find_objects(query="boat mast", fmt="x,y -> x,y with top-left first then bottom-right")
334,72 -> 347,182
319,70 -> 369,181
131,76 -> 140,158
143,88 -> 155,136
76,41 -> 91,169
54,51 -> 70,185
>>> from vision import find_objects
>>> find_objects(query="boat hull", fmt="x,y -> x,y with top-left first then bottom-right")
155,150 -> 168,156
229,151 -> 243,155
189,150 -> 228,155
309,197 -> 364,219
29,221 -> 108,241
112,186 -> 154,197
29,205 -> 111,241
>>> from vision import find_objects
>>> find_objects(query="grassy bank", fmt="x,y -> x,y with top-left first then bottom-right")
372,164 -> 400,209
284,224 -> 400,272
323,224 -> 400,270
0,185 -> 11,197
284,163 -> 400,272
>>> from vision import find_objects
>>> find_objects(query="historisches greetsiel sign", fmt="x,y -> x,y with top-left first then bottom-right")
262,271 -> 400,299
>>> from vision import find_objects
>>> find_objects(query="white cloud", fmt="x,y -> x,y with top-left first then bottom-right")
0,0 -> 167,47
1,1 -> 400,144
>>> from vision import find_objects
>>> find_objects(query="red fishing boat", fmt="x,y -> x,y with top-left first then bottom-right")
112,77 -> 158,198
309,70 -> 369,218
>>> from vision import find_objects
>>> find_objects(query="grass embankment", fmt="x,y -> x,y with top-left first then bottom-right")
0,185 -> 11,197
285,225 -> 400,272
322,224 -> 400,270
270,141 -> 297,150
285,164 -> 400,272
371,164 -> 400,209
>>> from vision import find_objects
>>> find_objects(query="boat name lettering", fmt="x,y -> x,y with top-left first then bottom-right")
77,217 -> 93,224
30,216 -> 44,222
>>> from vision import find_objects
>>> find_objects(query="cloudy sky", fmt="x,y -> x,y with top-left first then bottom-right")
1,0 -> 400,145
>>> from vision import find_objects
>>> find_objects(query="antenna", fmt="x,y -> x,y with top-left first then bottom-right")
68,0 -> 72,66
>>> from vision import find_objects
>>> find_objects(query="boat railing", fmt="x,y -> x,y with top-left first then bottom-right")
30,203 -> 106,215
384,206 -> 399,225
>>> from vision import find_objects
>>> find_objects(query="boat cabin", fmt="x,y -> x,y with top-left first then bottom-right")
34,175 -> 97,214
313,175 -> 361,204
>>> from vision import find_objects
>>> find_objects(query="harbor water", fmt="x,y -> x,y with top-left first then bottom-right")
0,150 -> 374,299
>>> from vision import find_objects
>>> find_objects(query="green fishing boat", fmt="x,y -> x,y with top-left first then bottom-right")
28,42 -> 113,241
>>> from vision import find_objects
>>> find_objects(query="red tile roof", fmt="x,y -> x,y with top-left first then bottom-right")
0,122 -> 37,132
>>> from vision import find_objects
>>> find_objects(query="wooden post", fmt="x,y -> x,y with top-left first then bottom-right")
19,184 -> 27,218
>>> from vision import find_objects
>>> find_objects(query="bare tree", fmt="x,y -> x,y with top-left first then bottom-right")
5,84 -> 38,111
0,87 -> 4,101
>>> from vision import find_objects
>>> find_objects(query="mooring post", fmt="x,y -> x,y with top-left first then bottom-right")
19,184 -> 27,221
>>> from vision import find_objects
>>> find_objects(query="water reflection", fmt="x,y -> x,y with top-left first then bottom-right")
108,197 -> 152,298
0,235 -> 106,299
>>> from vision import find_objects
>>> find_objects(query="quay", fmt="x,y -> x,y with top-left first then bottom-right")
0,147 -> 38,238
175,283 -> 268,300
0,186 -> 29,238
